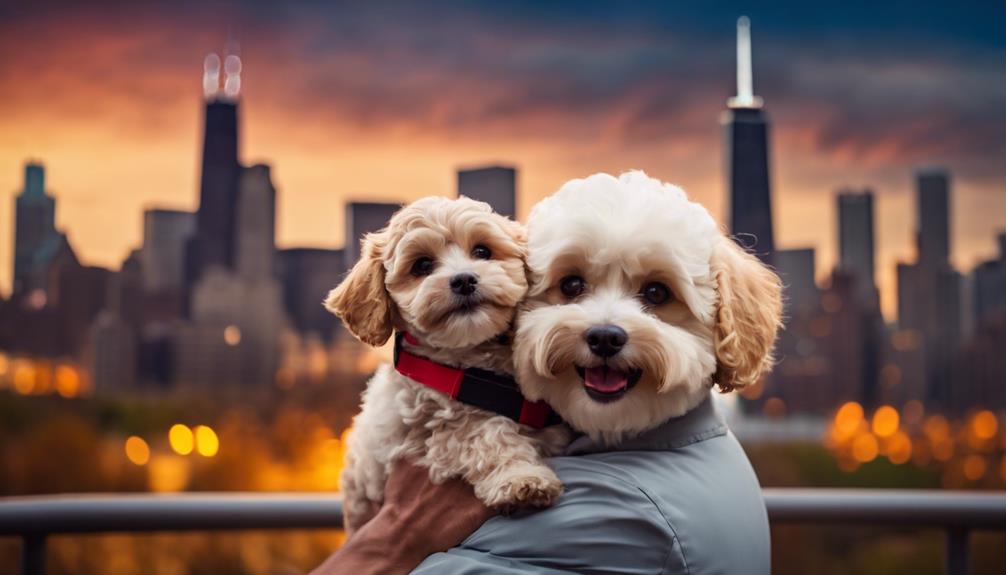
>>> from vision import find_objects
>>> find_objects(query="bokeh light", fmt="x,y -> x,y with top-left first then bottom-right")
13,362 -> 35,394
224,325 -> 242,346
971,410 -> 998,440
963,455 -> 987,482
871,405 -> 899,438
149,455 -> 191,492
932,438 -> 955,462
923,414 -> 950,441
885,431 -> 912,465
194,425 -> 220,457
124,436 -> 151,466
852,432 -> 879,463
834,401 -> 864,437
33,363 -> 52,394
55,365 -> 81,398
169,424 -> 195,455
763,397 -> 787,418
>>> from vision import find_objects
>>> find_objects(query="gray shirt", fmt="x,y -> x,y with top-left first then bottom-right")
413,395 -> 770,574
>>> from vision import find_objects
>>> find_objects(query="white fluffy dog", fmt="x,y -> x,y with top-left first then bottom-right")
514,171 -> 782,445
326,196 -> 568,534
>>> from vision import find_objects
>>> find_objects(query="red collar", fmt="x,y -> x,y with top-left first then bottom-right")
393,332 -> 561,429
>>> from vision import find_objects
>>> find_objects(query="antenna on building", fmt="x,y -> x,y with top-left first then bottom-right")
728,16 -> 763,109
203,53 -> 221,99
223,40 -> 242,99
223,54 -> 242,98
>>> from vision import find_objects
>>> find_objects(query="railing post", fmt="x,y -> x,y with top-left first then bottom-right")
21,534 -> 46,575
945,527 -> 969,575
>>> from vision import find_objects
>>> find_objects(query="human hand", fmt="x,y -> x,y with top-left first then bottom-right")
310,459 -> 495,575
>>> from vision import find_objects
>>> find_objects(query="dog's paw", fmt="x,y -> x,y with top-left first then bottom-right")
508,473 -> 563,508
479,465 -> 563,510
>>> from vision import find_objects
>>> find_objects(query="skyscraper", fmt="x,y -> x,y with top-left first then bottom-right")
345,202 -> 401,268
916,168 -> 950,268
188,52 -> 242,289
837,189 -> 877,308
722,17 -> 774,263
774,248 -> 818,316
458,166 -> 517,219
182,162 -> 287,391
278,248 -> 345,340
235,164 -> 276,280
897,167 -> 962,411
956,232 -> 1006,411
89,309 -> 137,393
12,162 -> 62,297
972,234 -> 1006,324
141,209 -> 196,293
46,240 -> 111,355
827,269 -> 884,409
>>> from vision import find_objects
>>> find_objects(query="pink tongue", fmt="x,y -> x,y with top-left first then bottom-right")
584,366 -> 629,392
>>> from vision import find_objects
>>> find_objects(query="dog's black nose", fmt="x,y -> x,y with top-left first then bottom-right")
585,325 -> 628,358
450,273 -> 479,296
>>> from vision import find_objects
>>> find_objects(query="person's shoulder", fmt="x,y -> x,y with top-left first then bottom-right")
570,432 -> 769,567
566,433 -> 771,575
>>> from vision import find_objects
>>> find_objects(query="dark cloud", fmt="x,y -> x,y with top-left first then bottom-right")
2,0 -> 1004,166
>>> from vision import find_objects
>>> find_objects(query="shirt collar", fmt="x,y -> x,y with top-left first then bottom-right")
565,393 -> 727,455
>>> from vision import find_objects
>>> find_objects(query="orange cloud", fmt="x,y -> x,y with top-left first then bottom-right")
1,3 -> 1004,326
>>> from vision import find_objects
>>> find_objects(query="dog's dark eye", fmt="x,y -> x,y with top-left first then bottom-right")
559,275 -> 585,298
471,245 -> 492,260
641,282 -> 672,305
411,257 -> 435,277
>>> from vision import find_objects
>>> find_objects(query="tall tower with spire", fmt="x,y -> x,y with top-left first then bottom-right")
722,16 -> 774,264
13,162 -> 62,297
188,49 -> 242,295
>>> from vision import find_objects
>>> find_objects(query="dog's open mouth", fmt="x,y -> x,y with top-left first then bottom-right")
575,365 -> 642,403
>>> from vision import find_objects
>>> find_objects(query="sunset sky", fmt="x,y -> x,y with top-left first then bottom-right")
1,0 -> 1004,319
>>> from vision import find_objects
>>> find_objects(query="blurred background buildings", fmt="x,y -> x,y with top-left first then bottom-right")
1,17 -> 1003,416
0,48 -> 524,400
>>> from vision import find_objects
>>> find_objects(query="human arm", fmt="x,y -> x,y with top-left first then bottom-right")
310,459 -> 495,575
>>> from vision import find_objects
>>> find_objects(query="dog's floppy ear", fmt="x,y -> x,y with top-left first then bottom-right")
325,230 -> 394,346
498,216 -> 528,256
711,238 -> 783,392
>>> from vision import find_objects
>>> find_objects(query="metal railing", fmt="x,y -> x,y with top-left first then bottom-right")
2,489 -> 1005,575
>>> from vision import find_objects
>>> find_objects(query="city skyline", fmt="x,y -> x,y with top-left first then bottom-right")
3,7 -> 1006,572
2,2 -> 1005,320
